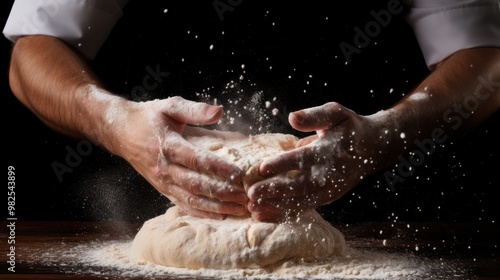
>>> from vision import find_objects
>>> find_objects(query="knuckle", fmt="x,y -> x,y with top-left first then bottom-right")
166,96 -> 183,105
185,151 -> 201,171
185,177 -> 203,195
161,141 -> 177,160
324,101 -> 341,111
187,195 -> 198,208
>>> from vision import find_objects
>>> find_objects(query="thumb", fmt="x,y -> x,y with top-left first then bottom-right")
163,96 -> 223,125
288,102 -> 349,132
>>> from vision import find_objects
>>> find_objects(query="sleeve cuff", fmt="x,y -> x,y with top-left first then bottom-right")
2,0 -> 125,59
406,0 -> 500,69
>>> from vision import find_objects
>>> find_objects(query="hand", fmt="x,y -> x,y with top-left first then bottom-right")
247,102 -> 383,222
110,96 -> 249,220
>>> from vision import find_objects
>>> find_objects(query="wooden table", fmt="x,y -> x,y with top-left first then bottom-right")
1,220 -> 499,279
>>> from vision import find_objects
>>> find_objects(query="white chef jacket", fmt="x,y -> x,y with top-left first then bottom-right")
3,0 -> 128,59
3,0 -> 500,68
405,0 -> 500,68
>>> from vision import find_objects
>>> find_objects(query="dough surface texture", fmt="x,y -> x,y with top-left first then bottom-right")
130,133 -> 347,269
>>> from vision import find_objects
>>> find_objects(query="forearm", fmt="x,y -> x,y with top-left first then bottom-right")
369,47 -> 500,171
8,35 -> 128,153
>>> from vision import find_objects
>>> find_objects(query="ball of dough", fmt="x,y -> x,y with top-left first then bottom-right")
130,206 -> 347,269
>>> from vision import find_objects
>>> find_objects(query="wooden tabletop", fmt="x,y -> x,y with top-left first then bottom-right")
1,220 -> 499,279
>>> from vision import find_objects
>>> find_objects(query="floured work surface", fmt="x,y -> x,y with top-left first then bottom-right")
8,220 -> 496,279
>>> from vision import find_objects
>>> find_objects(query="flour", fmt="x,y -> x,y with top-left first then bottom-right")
77,240 -> 429,279
195,81 -> 284,134
85,84 -> 126,127
25,229 -> 465,279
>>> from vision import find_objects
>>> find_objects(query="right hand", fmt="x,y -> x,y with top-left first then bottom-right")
106,96 -> 248,219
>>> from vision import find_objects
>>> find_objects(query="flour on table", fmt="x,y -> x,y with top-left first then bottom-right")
130,133 -> 348,269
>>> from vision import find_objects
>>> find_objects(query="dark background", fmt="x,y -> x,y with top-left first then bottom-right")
2,0 -> 499,225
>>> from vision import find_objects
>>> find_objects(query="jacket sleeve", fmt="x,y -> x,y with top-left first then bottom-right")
405,0 -> 500,69
3,0 -> 128,59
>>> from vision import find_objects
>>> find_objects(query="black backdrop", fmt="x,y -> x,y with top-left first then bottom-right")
2,0 -> 499,224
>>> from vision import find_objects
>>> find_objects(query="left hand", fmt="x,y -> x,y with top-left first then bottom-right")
247,102 -> 383,222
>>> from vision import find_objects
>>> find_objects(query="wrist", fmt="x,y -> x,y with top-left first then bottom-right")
364,108 -> 409,173
78,84 -> 132,156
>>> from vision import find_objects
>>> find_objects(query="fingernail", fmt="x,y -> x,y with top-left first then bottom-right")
291,111 -> 304,124
207,105 -> 222,117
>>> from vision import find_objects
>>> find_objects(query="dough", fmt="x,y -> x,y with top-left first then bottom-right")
130,205 -> 346,269
130,133 -> 347,269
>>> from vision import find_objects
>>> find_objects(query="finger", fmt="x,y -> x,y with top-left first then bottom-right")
162,188 -> 226,220
248,187 -> 343,222
166,184 -> 248,216
247,173 -> 327,201
248,198 -> 305,223
289,102 -> 350,132
166,164 -> 248,204
163,131 -> 243,182
247,170 -> 339,201
178,204 -> 227,220
296,135 -> 317,147
163,96 -> 223,125
258,146 -> 321,177
250,210 -> 293,223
